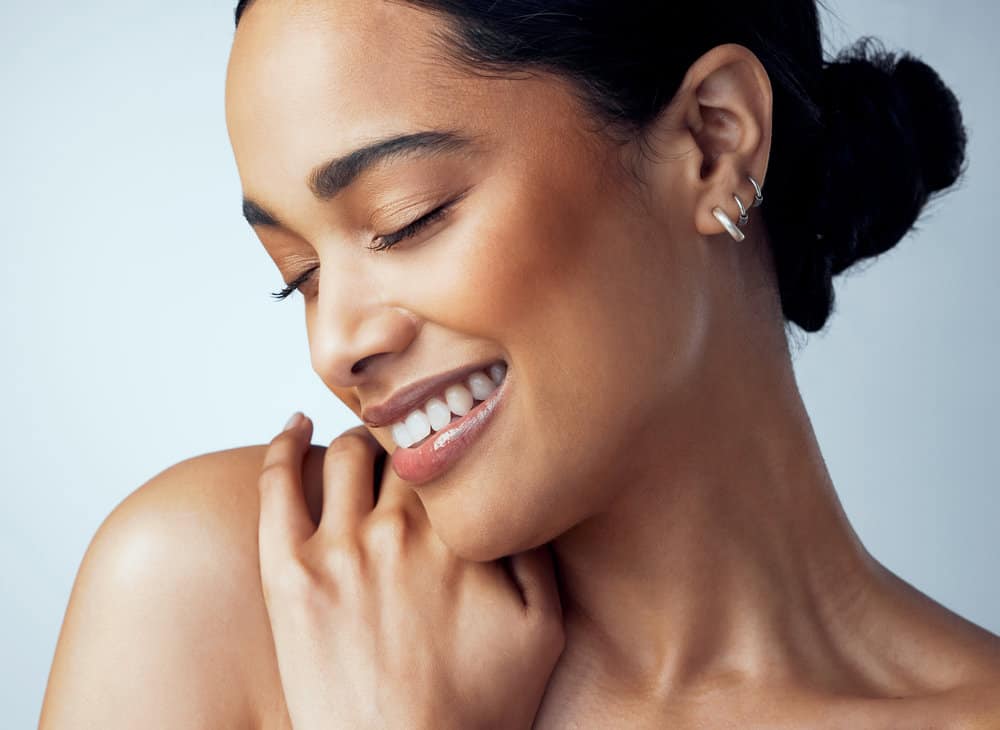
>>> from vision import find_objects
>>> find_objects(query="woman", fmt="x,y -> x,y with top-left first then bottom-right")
41,0 -> 1000,728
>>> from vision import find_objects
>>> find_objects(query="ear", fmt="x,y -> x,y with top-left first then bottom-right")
642,43 -> 773,241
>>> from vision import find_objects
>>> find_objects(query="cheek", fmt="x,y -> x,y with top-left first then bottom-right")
385,189 -> 579,342
411,162 -> 708,554
481,186 -> 707,501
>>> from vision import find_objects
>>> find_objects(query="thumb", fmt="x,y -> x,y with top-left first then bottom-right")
507,542 -> 563,621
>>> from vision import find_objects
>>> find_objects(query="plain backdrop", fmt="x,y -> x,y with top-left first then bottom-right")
3,1 -> 998,726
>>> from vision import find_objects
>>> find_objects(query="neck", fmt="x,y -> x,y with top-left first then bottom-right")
548,302 -> 881,704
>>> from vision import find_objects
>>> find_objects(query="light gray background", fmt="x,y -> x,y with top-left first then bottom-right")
3,1 -> 997,726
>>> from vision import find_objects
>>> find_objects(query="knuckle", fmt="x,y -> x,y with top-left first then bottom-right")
326,428 -> 377,457
258,460 -> 289,489
317,537 -> 366,582
261,554 -> 314,602
265,427 -> 296,452
362,511 -> 411,556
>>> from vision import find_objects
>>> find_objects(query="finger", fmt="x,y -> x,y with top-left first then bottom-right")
507,543 -> 563,620
371,454 -> 426,522
258,412 -> 316,568
318,425 -> 380,536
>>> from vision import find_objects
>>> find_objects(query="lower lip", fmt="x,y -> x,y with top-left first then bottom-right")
390,368 -> 510,484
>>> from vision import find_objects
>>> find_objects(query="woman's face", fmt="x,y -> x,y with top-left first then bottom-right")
226,0 -> 712,560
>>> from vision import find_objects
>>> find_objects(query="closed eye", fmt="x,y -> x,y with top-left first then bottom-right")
269,192 -> 467,301
367,197 -> 460,252
270,265 -> 318,301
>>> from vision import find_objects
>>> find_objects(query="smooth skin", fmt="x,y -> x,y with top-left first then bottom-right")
41,0 -> 1000,728
258,415 -> 564,730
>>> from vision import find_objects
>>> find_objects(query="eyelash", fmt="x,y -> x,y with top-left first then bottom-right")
270,266 -> 318,302
269,199 -> 457,301
367,199 -> 454,252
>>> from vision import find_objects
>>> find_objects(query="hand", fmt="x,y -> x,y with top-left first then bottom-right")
257,413 -> 566,730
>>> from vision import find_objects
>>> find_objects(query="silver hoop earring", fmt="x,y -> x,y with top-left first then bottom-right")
733,193 -> 748,226
748,174 -> 764,207
712,206 -> 745,242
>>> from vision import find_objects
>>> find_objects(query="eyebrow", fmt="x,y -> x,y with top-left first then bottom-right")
241,129 -> 480,229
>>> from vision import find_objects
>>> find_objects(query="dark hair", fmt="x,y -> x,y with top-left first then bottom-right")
234,0 -> 967,333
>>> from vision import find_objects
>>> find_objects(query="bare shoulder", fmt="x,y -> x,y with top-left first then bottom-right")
132,441 -> 329,529
871,567 -> 1000,729
951,679 -> 1000,729
937,636 -> 1000,729
896,676 -> 1000,730
41,443 -> 329,730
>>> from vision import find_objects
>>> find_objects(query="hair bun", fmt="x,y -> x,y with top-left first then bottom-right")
891,55 -> 968,192
813,36 -> 968,277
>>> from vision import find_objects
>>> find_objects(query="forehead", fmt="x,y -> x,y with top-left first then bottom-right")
227,1 -> 498,188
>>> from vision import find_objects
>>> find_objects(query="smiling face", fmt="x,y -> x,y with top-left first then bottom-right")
225,0 -> 716,560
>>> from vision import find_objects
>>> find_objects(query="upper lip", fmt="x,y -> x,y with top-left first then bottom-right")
361,357 -> 505,429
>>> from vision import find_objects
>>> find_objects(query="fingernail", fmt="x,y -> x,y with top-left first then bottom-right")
283,411 -> 303,431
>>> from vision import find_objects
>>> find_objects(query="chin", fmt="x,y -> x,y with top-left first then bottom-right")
419,477 -> 574,563
418,505 -> 518,562
406,378 -> 596,561
412,486 -> 515,562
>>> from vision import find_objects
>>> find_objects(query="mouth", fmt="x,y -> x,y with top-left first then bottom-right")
388,359 -> 507,450
389,360 -> 511,484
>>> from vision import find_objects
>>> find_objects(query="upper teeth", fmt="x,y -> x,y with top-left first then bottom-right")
390,362 -> 507,449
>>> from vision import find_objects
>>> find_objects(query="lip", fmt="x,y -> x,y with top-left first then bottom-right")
390,366 -> 510,484
361,357 -> 506,429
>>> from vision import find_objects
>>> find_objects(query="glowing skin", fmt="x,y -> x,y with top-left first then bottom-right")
223,1 -> 1000,727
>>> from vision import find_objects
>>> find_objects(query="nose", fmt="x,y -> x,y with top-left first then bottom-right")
307,274 -> 420,388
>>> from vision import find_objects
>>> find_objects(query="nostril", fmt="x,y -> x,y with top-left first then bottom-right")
351,354 -> 380,375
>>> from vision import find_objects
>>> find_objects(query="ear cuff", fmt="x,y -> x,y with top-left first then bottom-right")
711,174 -> 764,242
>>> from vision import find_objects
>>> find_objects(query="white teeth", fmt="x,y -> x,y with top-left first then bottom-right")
488,362 -> 507,385
391,421 -> 415,449
388,363 -> 508,449
404,410 -> 431,444
444,383 -> 474,417
424,397 -> 452,431
468,372 -> 497,401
